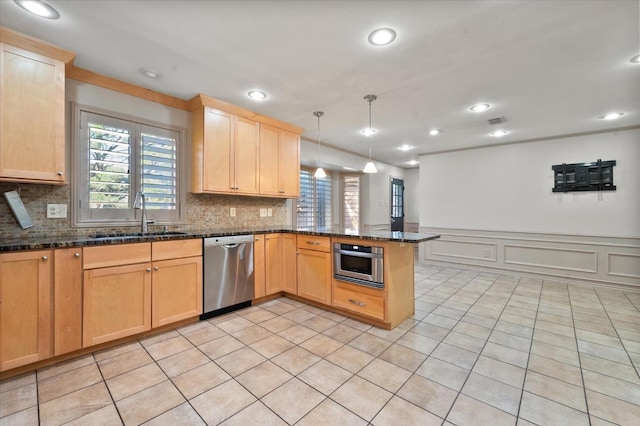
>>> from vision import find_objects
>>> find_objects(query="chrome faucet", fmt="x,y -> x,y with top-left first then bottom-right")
133,191 -> 153,234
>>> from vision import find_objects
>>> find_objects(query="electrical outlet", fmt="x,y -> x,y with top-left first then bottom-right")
260,208 -> 267,217
230,207 -> 236,217
267,208 -> 272,217
47,204 -> 67,219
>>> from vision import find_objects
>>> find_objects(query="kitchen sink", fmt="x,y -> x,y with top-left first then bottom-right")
88,231 -> 188,240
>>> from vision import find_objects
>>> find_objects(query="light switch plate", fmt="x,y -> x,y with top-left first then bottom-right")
267,208 -> 272,217
47,204 -> 67,218
230,207 -> 236,217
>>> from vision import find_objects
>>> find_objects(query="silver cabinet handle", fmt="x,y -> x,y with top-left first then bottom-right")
349,299 -> 366,307
146,268 -> 151,272
279,190 -> 285,193
42,256 -> 48,261
74,253 -> 80,258
154,267 -> 159,271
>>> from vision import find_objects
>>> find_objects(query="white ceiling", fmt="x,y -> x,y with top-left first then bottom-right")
1,0 -> 638,169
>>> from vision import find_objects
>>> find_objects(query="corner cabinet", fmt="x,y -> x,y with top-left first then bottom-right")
259,125 -> 300,197
0,250 -> 52,372
0,28 -> 75,184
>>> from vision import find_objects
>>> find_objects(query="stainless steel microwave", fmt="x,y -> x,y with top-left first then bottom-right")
333,243 -> 384,289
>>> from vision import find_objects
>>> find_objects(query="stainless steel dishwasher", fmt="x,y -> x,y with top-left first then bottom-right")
202,234 -> 254,319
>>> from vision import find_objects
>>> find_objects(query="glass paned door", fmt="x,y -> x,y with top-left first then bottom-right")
390,177 -> 404,232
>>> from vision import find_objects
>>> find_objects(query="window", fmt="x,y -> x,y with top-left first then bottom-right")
74,107 -> 184,226
297,168 -> 332,228
342,174 -> 360,232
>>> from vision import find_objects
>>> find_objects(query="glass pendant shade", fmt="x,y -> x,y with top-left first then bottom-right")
314,167 -> 327,178
363,161 -> 377,174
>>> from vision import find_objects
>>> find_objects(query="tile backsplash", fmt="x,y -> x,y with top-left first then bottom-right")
0,182 -> 289,240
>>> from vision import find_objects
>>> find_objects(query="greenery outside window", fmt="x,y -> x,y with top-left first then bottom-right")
73,106 -> 185,226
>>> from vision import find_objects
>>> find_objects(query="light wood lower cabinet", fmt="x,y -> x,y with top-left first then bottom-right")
282,234 -> 297,294
83,262 -> 152,347
254,235 -> 266,298
151,256 -> 202,328
265,234 -> 283,295
54,248 -> 83,356
260,233 -> 297,296
296,236 -> 331,304
0,250 -> 52,372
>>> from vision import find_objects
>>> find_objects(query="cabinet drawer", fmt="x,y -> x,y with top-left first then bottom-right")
152,239 -> 202,261
297,235 -> 331,252
333,286 -> 384,320
83,243 -> 151,269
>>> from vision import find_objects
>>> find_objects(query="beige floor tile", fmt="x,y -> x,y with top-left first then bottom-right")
0,406 -> 38,426
533,328 -> 576,350
215,316 -> 254,333
145,335 -> 194,360
397,374 -> 457,418
378,343 -> 427,372
358,358 -> 412,393
534,320 -> 576,338
0,372 -> 35,394
576,329 -> 624,349
0,383 -> 36,418
519,391 -> 589,426
577,339 -> 631,364
322,323 -> 362,343
39,382 -> 112,426
235,361 -> 292,398
482,342 -> 529,368
331,376 -> 392,421
171,361 -> 231,399
415,357 -> 469,391
320,311 -> 348,323
262,378 -> 325,424
524,371 -> 586,412
348,333 -> 392,357
231,324 -> 273,345
182,323 -> 226,346
97,347 -> 153,379
176,319 -> 209,334
461,312 -> 498,329
453,321 -> 493,340
271,346 -> 321,375
198,335 -> 244,360
447,393 -> 516,426
106,362 -> 167,401
281,308 -> 317,323
500,312 -> 536,328
372,395 -> 442,426
215,346 -> 266,376
191,379 -> 256,424
444,331 -> 486,353
37,354 -> 95,381
342,318 -> 373,332
278,324 -> 318,344
241,308 -> 278,324
494,321 -> 534,339
249,334 -> 295,359
574,319 -> 617,337
260,316 -> 297,333
261,300 -> 297,316
582,369 -> 640,405
157,347 -> 209,378
580,353 -> 640,385
423,313 -> 458,329
220,401 -> 286,426
299,333 -> 343,358
116,380 -> 184,425
412,322 -> 450,341
38,363 -> 103,403
65,404 -> 121,426
367,326 -> 409,342
143,402 -> 205,426
586,389 -> 640,425
489,329 -> 531,352
298,359 -> 352,395
461,372 -> 521,415
472,355 -> 525,388
527,353 -> 583,387
395,332 -> 439,355
325,345 -> 375,374
431,342 -> 479,370
301,315 -> 338,332
93,340 -> 142,362
139,330 -> 180,347
297,398 -> 366,426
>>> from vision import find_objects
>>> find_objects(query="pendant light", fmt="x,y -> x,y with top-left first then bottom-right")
313,111 -> 327,178
362,94 -> 378,174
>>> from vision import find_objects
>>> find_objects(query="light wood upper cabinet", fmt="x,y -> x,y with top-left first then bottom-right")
0,43 -> 66,184
191,106 -> 259,195
259,125 -> 300,197
53,248 -> 83,356
0,250 -> 52,372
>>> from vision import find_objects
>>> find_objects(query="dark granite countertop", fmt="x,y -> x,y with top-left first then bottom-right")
0,226 -> 440,252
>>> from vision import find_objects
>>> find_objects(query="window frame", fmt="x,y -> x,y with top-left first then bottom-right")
71,103 -> 186,227
296,167 -> 333,228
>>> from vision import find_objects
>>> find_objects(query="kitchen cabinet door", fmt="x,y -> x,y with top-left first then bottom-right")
264,233 -> 283,295
278,130 -> 300,197
0,250 -> 52,372
282,234 -> 297,294
200,107 -> 233,193
234,116 -> 260,195
297,249 -> 331,305
254,235 -> 266,299
0,43 -> 66,184
152,256 -> 202,327
54,248 -> 83,356
259,125 -> 300,197
83,263 -> 152,347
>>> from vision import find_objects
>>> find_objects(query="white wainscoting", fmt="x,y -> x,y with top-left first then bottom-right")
419,227 -> 640,289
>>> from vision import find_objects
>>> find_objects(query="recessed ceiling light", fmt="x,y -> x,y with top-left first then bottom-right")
429,129 -> 440,135
489,130 -> 509,137
139,67 -> 161,79
599,112 -> 624,120
407,160 -> 419,166
368,28 -> 397,46
14,0 -> 59,19
248,90 -> 267,100
361,128 -> 376,137
470,103 -> 491,112
399,145 -> 413,151
630,54 -> 640,63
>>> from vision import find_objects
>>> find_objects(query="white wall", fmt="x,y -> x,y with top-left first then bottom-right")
404,168 -> 419,224
419,128 -> 640,238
